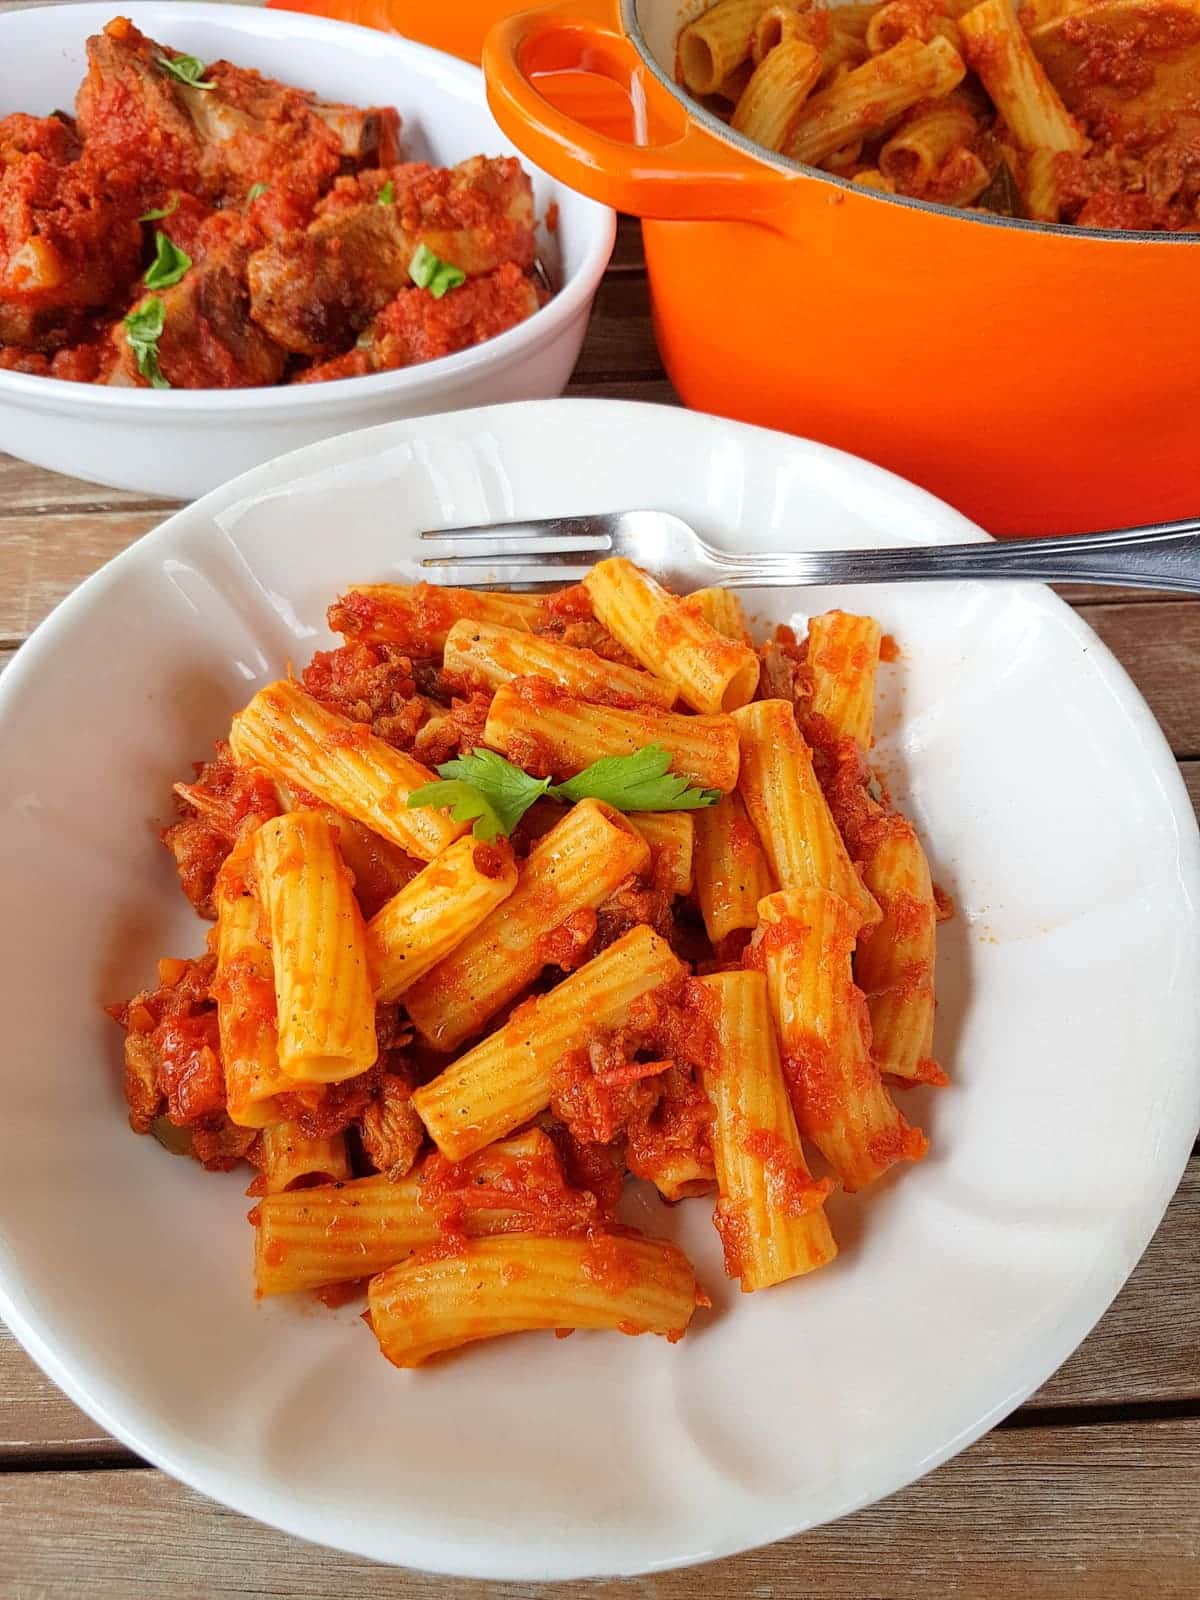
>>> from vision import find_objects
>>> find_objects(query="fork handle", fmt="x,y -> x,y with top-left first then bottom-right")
708,518 -> 1200,593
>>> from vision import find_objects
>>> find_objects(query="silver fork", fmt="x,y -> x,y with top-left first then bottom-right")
419,510 -> 1200,593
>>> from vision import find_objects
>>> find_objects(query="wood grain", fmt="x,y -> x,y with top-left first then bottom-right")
2,1419 -> 1198,1600
1076,602 -> 1200,756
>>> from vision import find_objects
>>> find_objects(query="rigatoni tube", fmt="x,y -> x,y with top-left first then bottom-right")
257,1123 -> 351,1196
252,810 -> 377,1083
412,925 -> 683,1160
583,557 -> 760,714
484,678 -> 741,791
628,811 -> 695,897
212,846 -> 293,1128
368,1233 -> 702,1367
368,835 -> 518,1002
805,610 -> 883,751
758,888 -> 927,1191
855,810 -> 943,1084
693,792 -> 775,945
253,1130 -> 563,1295
403,799 -> 651,1052
442,618 -> 677,708
785,36 -> 966,167
959,0 -> 1084,153
230,678 -> 465,861
697,970 -> 837,1288
733,699 -> 879,925
328,582 -> 544,655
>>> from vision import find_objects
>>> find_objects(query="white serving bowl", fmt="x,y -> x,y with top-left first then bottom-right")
1,401 -> 1198,1579
0,3 -> 615,498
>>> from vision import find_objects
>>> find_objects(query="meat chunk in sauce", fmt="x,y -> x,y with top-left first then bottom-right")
109,215 -> 287,389
0,150 -> 141,348
248,157 -> 536,356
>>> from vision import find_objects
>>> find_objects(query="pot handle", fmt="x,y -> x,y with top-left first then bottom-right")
483,0 -> 798,221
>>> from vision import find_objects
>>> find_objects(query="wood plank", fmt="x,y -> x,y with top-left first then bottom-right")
0,511 -> 165,645
1076,601 -> 1200,757
0,455 -> 176,518
1,1155 -> 1195,1461
1032,1157 -> 1200,1406
572,273 -> 661,383
1,1419 -> 1197,1599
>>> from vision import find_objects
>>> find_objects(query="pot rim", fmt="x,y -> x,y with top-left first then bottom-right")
620,0 -> 1200,244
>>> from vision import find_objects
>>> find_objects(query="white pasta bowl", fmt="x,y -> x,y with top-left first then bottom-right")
0,399 -> 1197,1579
0,3 -> 614,498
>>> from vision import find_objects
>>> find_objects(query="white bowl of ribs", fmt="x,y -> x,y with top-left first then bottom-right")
0,4 -> 616,497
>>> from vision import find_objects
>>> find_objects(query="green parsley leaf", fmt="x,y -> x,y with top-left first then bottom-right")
409,241 -> 466,299
245,181 -> 269,205
441,749 -> 551,834
405,743 -> 719,840
377,178 -> 395,206
404,779 -> 510,843
143,231 -> 191,291
552,745 -> 722,812
138,194 -> 179,223
123,296 -> 170,390
156,53 -> 215,90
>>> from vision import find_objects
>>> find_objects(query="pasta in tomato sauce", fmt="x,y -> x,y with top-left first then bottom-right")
676,0 -> 1200,230
108,565 -> 947,1368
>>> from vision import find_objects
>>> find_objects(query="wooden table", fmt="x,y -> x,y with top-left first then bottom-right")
1,201 -> 1198,1597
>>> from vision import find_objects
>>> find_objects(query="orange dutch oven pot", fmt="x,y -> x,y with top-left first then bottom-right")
483,0 -> 1200,535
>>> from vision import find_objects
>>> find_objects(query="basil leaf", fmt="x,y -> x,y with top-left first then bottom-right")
409,242 -> 466,299
144,231 -> 191,291
138,194 -> 179,222
157,53 -> 215,90
123,296 -> 170,390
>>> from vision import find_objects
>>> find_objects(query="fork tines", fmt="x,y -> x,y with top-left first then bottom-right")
418,515 -> 615,588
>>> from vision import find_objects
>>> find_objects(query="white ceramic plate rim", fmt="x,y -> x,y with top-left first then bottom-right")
0,3 -> 616,415
0,400 -> 1197,1580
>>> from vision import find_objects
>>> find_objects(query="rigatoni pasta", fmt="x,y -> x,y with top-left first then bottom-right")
252,810 -> 377,1084
403,798 -> 651,1051
583,557 -> 760,714
483,678 -> 741,791
367,834 -> 518,1002
412,925 -> 684,1160
231,679 -> 465,861
212,846 -> 292,1128
674,0 -> 1169,228
442,618 -> 678,709
758,888 -> 927,1191
111,564 -> 949,1376
733,699 -> 880,925
369,1234 -> 702,1367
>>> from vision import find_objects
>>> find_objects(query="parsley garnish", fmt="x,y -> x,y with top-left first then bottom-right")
246,181 -> 269,205
407,745 -> 721,842
409,242 -> 466,299
156,54 -> 215,90
138,194 -> 179,222
123,296 -> 170,390
144,231 -> 191,291
555,746 -> 723,812
377,178 -> 395,206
